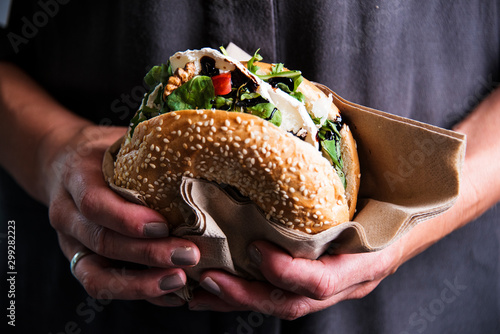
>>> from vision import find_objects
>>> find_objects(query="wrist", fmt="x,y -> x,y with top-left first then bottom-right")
36,117 -> 92,204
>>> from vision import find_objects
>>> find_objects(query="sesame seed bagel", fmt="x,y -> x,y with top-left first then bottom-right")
113,109 -> 350,234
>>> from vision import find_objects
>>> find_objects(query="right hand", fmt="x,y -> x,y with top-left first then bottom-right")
41,123 -> 200,306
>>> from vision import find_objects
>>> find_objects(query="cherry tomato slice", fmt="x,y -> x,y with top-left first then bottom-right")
211,72 -> 232,96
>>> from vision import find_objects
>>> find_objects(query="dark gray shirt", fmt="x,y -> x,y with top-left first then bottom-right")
1,1 -> 499,333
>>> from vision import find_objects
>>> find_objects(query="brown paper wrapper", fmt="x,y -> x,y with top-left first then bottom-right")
103,87 -> 465,300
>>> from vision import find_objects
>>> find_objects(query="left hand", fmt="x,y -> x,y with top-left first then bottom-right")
188,236 -> 405,320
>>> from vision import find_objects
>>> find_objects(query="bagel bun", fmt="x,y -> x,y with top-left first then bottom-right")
112,48 -> 360,234
113,109 -> 349,233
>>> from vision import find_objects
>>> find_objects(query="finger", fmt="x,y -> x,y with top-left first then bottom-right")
248,240 -> 392,300
146,294 -> 187,307
61,235 -> 188,300
190,270 -> 372,320
62,154 -> 169,239
51,192 -> 200,268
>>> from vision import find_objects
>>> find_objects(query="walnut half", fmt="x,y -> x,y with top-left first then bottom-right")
163,62 -> 197,100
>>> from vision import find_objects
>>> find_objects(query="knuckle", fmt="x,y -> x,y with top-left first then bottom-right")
48,196 -> 65,229
140,242 -> 163,267
79,187 -> 97,220
370,251 -> 397,281
310,271 -> 336,300
89,225 -> 111,257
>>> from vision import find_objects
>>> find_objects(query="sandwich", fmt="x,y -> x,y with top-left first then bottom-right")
112,47 -> 360,234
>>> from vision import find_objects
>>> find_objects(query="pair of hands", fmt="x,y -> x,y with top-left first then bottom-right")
45,123 -> 407,320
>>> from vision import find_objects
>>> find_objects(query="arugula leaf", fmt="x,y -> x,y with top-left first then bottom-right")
247,49 -> 263,74
317,121 -> 346,188
292,74 -> 303,91
257,70 -> 302,81
325,120 -> 341,137
167,76 -> 215,111
271,63 -> 284,74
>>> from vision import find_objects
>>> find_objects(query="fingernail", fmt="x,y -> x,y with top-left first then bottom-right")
200,277 -> 221,297
248,244 -> 262,265
159,274 -> 185,291
144,222 -> 169,238
163,293 -> 186,307
171,247 -> 198,266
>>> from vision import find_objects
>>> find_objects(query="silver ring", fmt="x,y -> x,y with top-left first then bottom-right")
70,250 -> 93,277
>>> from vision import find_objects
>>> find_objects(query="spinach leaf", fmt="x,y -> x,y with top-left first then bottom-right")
213,96 -> 233,110
246,103 -> 282,127
144,63 -> 172,88
167,76 -> 215,111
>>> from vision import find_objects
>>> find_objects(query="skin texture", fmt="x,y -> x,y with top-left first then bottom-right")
1,61 -> 499,317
